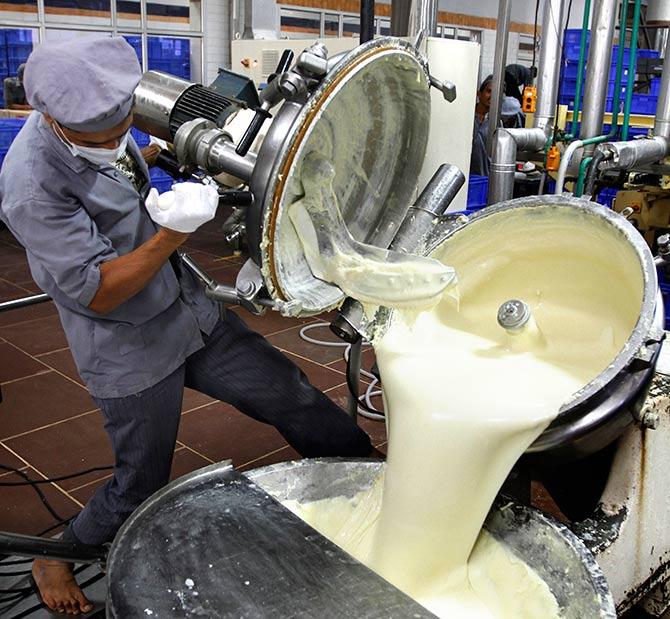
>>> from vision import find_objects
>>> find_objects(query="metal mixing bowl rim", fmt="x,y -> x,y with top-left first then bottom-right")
429,195 -> 658,415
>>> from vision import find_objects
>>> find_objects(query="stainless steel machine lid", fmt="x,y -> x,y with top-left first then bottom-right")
248,38 -> 432,315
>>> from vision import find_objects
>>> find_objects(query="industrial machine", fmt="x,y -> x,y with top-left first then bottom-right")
4,0 -> 670,616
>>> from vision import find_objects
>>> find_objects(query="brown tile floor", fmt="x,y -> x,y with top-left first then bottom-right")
0,212 -> 387,539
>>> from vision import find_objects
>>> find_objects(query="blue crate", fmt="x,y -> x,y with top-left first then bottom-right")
651,77 -> 662,96
630,93 -> 657,115
467,175 -> 488,208
0,119 -> 24,148
151,177 -> 175,193
597,187 -> 618,209
564,29 -> 590,48
5,29 -> 32,44
131,128 -> 150,147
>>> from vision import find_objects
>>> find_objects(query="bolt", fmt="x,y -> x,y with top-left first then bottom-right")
237,281 -> 255,296
639,403 -> 660,429
497,299 -> 531,330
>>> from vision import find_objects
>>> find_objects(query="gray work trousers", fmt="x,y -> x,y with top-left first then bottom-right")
65,310 -> 371,546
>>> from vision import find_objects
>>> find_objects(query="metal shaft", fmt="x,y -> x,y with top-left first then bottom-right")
360,0 -> 375,43
655,31 -> 670,139
0,532 -> 107,565
408,0 -> 438,40
581,0 -> 618,149
535,0 -> 568,134
487,0 -> 513,155
0,293 -> 50,312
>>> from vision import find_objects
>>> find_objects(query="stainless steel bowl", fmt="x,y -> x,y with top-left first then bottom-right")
247,459 -> 616,618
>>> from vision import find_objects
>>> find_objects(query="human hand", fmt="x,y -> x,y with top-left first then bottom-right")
145,182 -> 220,234
140,143 -> 162,167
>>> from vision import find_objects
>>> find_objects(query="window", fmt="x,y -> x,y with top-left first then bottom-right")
0,0 -> 204,85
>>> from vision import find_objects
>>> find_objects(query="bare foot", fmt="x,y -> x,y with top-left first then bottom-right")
32,559 -> 94,615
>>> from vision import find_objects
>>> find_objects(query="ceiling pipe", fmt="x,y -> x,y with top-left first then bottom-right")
580,0 -> 618,152
487,0 -> 513,155
655,31 -> 670,139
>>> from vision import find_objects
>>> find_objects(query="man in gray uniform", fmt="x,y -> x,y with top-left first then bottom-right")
0,36 -> 375,614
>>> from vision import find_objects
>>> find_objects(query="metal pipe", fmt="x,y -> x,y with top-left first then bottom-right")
0,532 -> 106,565
622,0 -> 643,140
487,0 -> 513,155
488,127 -> 546,205
347,338 -> 363,420
0,293 -> 50,312
390,0 -> 411,36
408,0 -> 438,40
581,0 -> 618,151
359,0 -> 375,43
569,0 -> 593,138
535,0 -> 568,135
391,164 -> 465,252
598,136 -> 670,168
488,0 -> 568,203
655,31 -> 670,139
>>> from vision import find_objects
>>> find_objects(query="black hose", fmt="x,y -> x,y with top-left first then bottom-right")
584,150 -> 608,197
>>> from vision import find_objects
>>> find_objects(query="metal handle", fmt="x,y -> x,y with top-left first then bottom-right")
413,164 -> 465,215
218,190 -> 254,207
267,49 -> 294,83
155,149 -> 190,180
235,108 -> 272,156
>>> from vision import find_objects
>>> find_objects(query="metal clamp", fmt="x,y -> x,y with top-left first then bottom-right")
180,253 -> 275,316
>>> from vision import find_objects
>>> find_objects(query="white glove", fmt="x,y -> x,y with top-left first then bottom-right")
145,182 -> 219,234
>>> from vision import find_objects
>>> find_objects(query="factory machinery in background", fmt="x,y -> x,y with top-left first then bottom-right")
5,1 -> 670,617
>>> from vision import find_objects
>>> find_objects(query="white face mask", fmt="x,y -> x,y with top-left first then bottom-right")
53,122 -> 128,166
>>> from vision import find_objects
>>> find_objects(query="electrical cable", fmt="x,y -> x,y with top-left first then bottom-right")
299,323 -> 386,422
0,465 -> 113,487
584,149 -> 608,196
0,466 -> 64,523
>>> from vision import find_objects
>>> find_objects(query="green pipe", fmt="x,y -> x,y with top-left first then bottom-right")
621,0 -> 642,140
575,156 -> 593,196
606,0 -> 629,139
569,0 -> 592,139
565,0 -> 628,142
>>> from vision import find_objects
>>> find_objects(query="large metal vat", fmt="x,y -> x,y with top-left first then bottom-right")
106,459 -> 616,618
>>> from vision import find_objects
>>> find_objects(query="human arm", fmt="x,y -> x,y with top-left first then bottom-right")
92,182 -> 220,313
88,227 -> 187,314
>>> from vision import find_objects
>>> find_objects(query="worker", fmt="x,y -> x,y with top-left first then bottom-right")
0,36 -> 378,615
470,74 -> 492,176
501,95 -> 525,129
3,63 -> 31,111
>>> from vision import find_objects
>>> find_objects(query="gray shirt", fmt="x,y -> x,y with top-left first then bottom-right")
0,112 -> 219,398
